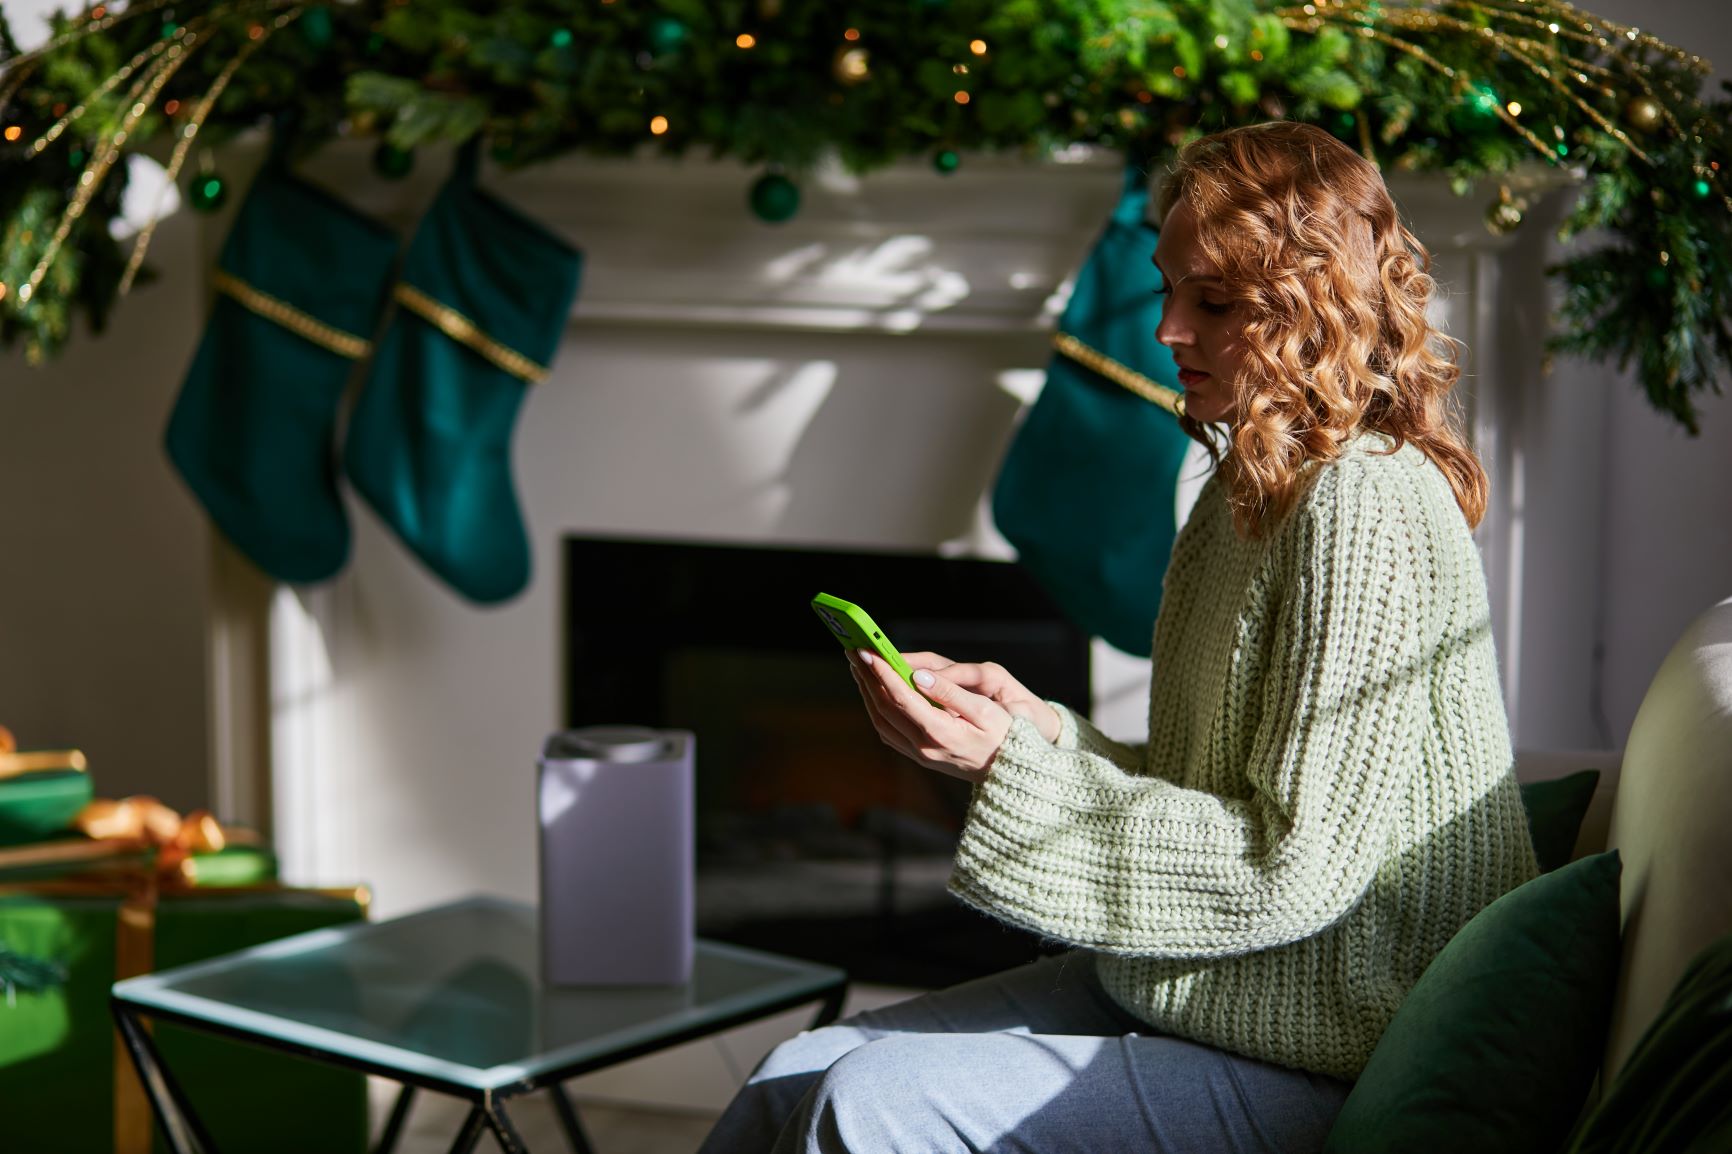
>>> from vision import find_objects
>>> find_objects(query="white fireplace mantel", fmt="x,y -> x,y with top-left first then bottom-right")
289,140 -> 1571,339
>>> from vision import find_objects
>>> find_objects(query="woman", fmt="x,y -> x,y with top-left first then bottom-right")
698,120 -> 1539,1154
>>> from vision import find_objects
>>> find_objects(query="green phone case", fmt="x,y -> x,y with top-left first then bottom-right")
811,592 -> 920,690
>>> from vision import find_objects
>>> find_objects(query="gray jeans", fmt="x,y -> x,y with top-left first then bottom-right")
697,951 -> 1352,1154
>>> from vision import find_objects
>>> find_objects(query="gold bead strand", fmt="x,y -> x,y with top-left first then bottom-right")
24,23 -> 196,157
0,0 -> 182,117
17,26 -> 205,307
119,6 -> 306,295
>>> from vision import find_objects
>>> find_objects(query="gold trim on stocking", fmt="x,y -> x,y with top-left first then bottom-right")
392,284 -> 549,385
211,269 -> 374,360
1052,332 -> 1185,418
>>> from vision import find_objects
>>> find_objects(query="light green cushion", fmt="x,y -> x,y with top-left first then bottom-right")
1324,851 -> 1623,1154
1519,769 -> 1601,873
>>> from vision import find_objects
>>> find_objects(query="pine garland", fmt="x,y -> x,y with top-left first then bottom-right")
1,0 -> 1728,430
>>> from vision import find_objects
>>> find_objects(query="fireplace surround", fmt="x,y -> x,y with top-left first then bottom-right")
563,534 -> 1090,987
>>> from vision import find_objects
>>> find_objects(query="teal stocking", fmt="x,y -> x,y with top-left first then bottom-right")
991,164 -> 1190,655
164,150 -> 398,584
343,141 -> 582,604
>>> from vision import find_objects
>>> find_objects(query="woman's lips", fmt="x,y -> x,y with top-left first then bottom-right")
1177,368 -> 1210,387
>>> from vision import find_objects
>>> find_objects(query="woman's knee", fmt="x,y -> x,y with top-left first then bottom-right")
793,1036 -> 947,1149
752,1023 -> 874,1084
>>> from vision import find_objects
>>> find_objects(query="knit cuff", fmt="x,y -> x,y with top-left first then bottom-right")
1048,701 -> 1144,774
953,714 -> 1087,935
1050,700 -> 1082,750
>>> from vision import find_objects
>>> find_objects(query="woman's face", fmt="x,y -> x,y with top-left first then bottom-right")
1153,199 -> 1250,426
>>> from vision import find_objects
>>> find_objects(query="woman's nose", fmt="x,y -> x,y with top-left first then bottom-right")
1155,308 -> 1190,350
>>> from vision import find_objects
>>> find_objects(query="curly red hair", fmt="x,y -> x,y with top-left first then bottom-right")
1158,121 -> 1487,537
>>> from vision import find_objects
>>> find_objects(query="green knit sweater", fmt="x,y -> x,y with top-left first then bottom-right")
950,431 -> 1539,1080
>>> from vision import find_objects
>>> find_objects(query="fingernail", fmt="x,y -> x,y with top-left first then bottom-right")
858,649 -> 874,666
913,670 -> 935,687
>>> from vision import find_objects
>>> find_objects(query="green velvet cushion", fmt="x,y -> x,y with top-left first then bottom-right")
1324,850 -> 1623,1154
1566,930 -> 1732,1153
1519,769 -> 1601,873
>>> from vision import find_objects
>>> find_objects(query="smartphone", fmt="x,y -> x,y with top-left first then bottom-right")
811,592 -> 927,697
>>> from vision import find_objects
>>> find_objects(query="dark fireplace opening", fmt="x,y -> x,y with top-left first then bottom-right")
564,535 -> 1091,988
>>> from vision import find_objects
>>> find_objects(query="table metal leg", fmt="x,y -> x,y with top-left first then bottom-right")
444,1106 -> 488,1154
814,981 -> 848,1027
112,1001 -> 221,1154
549,1082 -> 596,1154
372,1084 -> 417,1154
484,1094 -> 529,1154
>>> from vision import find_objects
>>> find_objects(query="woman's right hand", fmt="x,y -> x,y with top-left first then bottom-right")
899,652 -> 1063,744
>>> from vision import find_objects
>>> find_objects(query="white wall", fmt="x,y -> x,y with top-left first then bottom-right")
1576,0 -> 1732,745
0,207 -> 212,813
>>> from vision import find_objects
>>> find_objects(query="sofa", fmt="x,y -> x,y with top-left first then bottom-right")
1514,594 -> 1732,1086
1318,594 -> 1732,1154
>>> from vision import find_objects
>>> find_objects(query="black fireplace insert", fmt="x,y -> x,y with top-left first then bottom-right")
563,534 -> 1092,988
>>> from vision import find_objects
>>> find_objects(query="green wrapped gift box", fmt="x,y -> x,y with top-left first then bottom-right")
0,755 -> 94,847
0,875 -> 369,1154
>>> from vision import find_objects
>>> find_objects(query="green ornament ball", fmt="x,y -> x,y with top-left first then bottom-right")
372,142 -> 415,180
934,148 -> 960,175
648,16 -> 687,55
749,172 -> 800,223
188,171 -> 228,213
1448,84 -> 1501,134
298,7 -> 334,51
550,27 -> 574,49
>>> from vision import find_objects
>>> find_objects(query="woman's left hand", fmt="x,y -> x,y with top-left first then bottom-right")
847,649 -> 1013,785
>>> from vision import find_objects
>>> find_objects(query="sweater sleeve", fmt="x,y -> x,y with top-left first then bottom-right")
949,465 -> 1428,959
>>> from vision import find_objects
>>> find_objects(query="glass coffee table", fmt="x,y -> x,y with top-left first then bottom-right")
111,895 -> 848,1154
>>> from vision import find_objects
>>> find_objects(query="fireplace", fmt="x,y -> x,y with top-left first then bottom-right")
563,535 -> 1090,986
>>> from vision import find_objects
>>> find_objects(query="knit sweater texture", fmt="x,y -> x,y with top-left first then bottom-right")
949,431 -> 1539,1080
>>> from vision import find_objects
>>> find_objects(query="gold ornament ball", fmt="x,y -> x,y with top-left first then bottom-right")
834,46 -> 870,85
1485,199 -> 1524,235
1624,96 -> 1663,133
